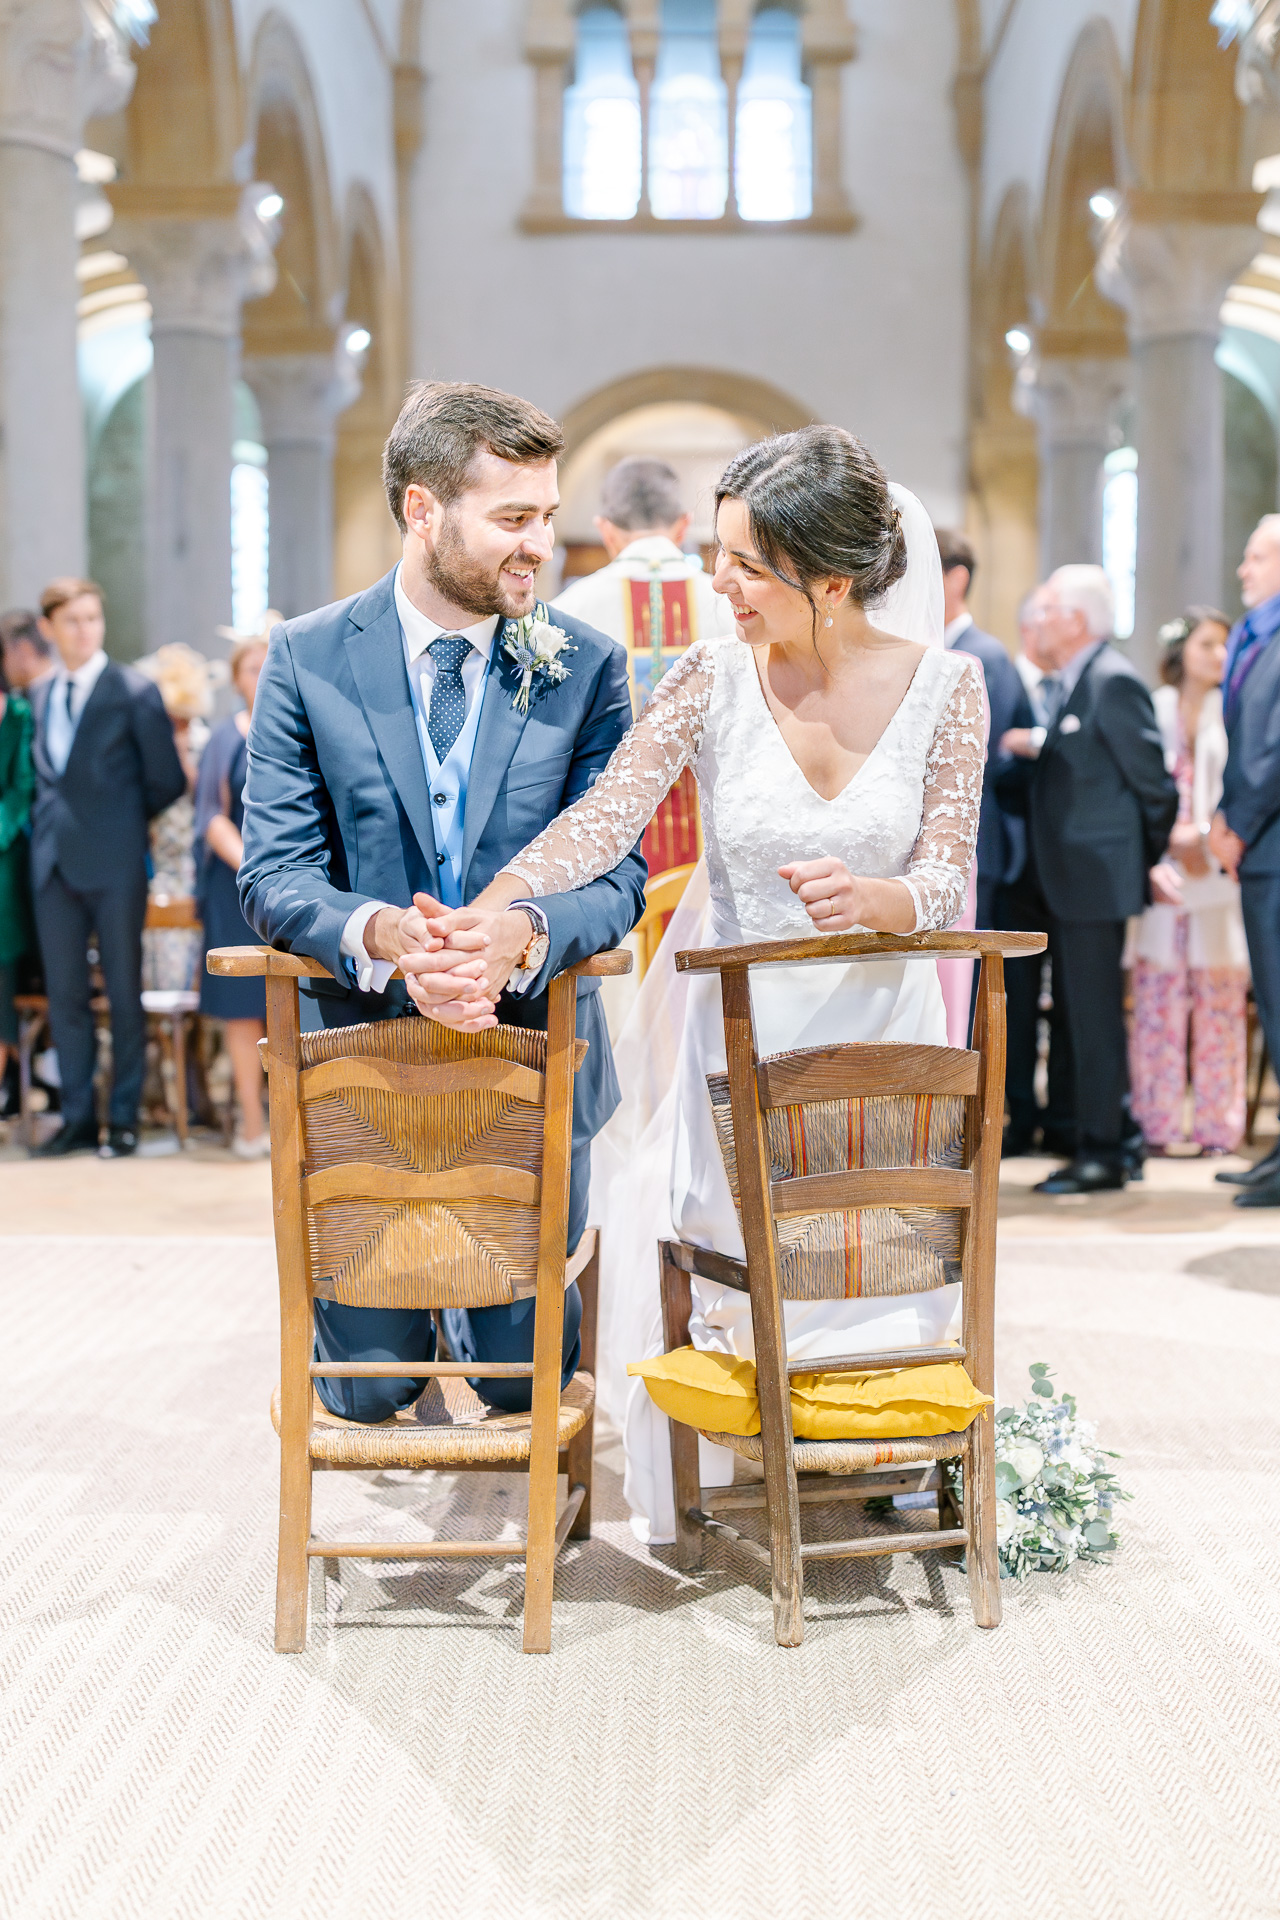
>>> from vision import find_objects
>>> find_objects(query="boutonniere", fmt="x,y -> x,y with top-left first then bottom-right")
502,605 -> 575,714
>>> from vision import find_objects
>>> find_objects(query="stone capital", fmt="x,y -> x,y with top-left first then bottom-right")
112,187 -> 278,338
242,345 -> 361,447
1096,210 -> 1263,344
1013,353 -> 1131,446
0,0 -> 136,159
1235,0 -> 1280,112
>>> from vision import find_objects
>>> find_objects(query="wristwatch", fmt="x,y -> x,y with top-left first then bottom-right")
515,906 -> 551,975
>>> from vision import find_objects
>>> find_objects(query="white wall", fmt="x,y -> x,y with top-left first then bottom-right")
409,0 -> 971,520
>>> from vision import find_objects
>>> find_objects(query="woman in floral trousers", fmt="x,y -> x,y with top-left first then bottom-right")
1129,610 -> 1249,1153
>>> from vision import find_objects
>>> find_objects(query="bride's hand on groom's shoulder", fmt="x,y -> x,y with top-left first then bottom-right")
778,857 -> 864,933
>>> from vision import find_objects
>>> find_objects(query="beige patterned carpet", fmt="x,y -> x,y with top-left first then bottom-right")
3,1223 -> 1280,1920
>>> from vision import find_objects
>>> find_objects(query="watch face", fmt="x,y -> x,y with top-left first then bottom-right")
526,933 -> 551,971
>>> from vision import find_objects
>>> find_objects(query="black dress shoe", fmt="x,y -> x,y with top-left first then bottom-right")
99,1126 -> 138,1159
1033,1157 -> 1128,1195
1215,1144 -> 1280,1187
30,1119 -> 100,1158
1233,1178 -> 1280,1208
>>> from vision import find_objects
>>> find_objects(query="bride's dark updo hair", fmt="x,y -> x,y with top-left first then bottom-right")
715,426 -> 908,617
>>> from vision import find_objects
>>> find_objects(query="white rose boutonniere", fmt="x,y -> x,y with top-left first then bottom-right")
503,605 -> 575,715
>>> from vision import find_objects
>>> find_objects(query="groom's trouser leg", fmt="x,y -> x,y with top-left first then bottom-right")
311,1139 -> 590,1421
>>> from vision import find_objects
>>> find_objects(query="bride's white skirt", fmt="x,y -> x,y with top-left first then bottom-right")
589,862 -> 961,1545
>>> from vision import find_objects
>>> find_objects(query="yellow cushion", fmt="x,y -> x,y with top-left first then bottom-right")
627,1346 -> 761,1436
789,1361 -> 992,1440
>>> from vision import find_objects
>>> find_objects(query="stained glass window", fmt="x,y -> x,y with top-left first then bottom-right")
1102,447 -> 1138,641
737,7 -> 812,221
649,0 -> 728,220
563,6 -> 642,221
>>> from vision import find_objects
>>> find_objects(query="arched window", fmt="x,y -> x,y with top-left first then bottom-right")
736,7 -> 812,221
231,383 -> 270,636
1102,446 -> 1137,641
649,0 -> 728,221
563,6 -> 642,221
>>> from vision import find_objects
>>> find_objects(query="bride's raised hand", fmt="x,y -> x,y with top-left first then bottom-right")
778,857 -> 863,932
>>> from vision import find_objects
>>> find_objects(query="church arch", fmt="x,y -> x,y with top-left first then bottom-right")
243,12 -> 339,349
1039,19 -> 1128,355
560,366 -> 815,463
334,189 -> 401,597
1130,0 -> 1250,193
968,185 -> 1039,641
122,0 -> 243,186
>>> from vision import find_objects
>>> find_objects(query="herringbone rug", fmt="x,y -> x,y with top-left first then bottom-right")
2,1230 -> 1278,1920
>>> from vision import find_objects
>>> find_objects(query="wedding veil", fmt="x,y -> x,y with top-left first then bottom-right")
866,482 -> 945,650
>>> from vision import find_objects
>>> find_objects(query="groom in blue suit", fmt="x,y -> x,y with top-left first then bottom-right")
239,381 -> 646,1420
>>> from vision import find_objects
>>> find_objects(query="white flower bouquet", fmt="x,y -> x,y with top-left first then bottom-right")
947,1363 -> 1129,1580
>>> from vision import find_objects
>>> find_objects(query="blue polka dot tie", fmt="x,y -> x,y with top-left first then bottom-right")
427,634 -> 472,763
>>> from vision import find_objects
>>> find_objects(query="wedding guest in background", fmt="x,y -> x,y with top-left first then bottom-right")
136,643 -> 214,994
0,648 -> 34,1119
998,564 -> 1177,1192
995,583 -> 1076,1156
936,529 -> 1026,931
195,626 -> 272,1158
0,609 -> 54,694
1210,515 -> 1280,1207
28,579 -> 186,1158
1129,609 -> 1247,1155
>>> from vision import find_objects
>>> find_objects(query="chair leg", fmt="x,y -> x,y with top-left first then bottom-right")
964,1414 -> 1002,1629
756,1368 -> 804,1647
522,1433 -> 560,1654
275,1440 -> 313,1653
565,1415 -> 593,1539
172,1015 -> 188,1150
659,1243 -> 704,1571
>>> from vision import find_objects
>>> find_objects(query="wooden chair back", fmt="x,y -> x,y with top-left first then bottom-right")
206,942 -> 630,1655
664,927 -> 1045,1647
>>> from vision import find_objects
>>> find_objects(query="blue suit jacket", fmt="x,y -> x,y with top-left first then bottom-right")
238,567 -> 647,1143
1221,620 -> 1280,877
949,622 -> 1026,889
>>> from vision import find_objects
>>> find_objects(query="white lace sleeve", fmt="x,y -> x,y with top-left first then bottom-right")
901,655 -> 985,931
504,642 -> 716,895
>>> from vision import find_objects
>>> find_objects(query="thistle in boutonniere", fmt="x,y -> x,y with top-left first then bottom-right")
503,604 -> 575,714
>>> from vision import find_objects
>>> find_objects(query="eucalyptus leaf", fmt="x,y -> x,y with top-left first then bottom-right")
994,1460 -> 1021,1498
1032,1380 -> 1054,1397
1028,1363 -> 1050,1377
1084,1522 -> 1113,1549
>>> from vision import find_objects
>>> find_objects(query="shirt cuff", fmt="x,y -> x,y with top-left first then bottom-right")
1029,726 -> 1046,755
340,900 -> 397,994
506,900 -> 549,998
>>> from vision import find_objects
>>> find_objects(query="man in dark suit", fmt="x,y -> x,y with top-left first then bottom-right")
997,565 -> 1177,1193
239,381 -> 646,1422
1210,515 -> 1280,1207
29,578 -> 186,1158
935,529 -> 1027,932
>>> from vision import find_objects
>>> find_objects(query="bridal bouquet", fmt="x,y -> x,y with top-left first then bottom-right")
949,1363 -> 1129,1580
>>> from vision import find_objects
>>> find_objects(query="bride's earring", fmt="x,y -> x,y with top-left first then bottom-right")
824,611 -> 834,627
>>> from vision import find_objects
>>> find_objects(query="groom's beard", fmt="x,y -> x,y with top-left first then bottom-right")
426,513 -> 541,620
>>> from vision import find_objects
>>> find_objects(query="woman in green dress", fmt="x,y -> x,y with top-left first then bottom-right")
0,657 -> 35,1112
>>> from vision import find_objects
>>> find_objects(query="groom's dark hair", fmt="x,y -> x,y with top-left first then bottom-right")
383,381 -> 565,534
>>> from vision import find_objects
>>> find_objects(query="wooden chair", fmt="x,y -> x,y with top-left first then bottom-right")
206,940 -> 631,1655
633,862 -> 698,982
141,895 -> 204,1149
659,927 -> 1045,1648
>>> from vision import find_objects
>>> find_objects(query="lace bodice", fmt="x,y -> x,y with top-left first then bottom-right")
506,638 -> 985,941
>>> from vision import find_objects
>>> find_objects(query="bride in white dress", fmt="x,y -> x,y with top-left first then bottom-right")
466,428 -> 985,1542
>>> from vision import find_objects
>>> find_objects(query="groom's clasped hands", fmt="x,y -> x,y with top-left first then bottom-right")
364,894 -> 527,1031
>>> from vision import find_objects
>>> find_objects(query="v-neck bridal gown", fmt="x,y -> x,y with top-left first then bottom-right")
505,632 -> 986,1541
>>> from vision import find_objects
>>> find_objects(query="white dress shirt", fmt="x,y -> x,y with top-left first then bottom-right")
943,610 -> 974,649
339,568 -> 545,998
44,647 -> 109,776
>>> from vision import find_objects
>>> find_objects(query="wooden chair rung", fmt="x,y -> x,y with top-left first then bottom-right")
306,1539 -> 527,1560
801,1528 -> 968,1561
770,1166 -> 973,1215
310,1361 -> 536,1379
757,1042 -> 979,1107
703,1466 -> 941,1512
687,1508 -> 772,1567
783,1344 -> 966,1377
303,1162 -> 541,1208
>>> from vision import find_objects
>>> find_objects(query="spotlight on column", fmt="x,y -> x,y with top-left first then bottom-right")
1089,191 -> 1118,221
257,192 -> 285,222
1004,327 -> 1032,356
345,328 -> 372,356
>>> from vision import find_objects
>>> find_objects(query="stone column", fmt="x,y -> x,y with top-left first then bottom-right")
242,343 -> 361,619
1016,355 -> 1130,573
1097,202 -> 1262,679
0,1 -> 134,607
110,186 -> 277,659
